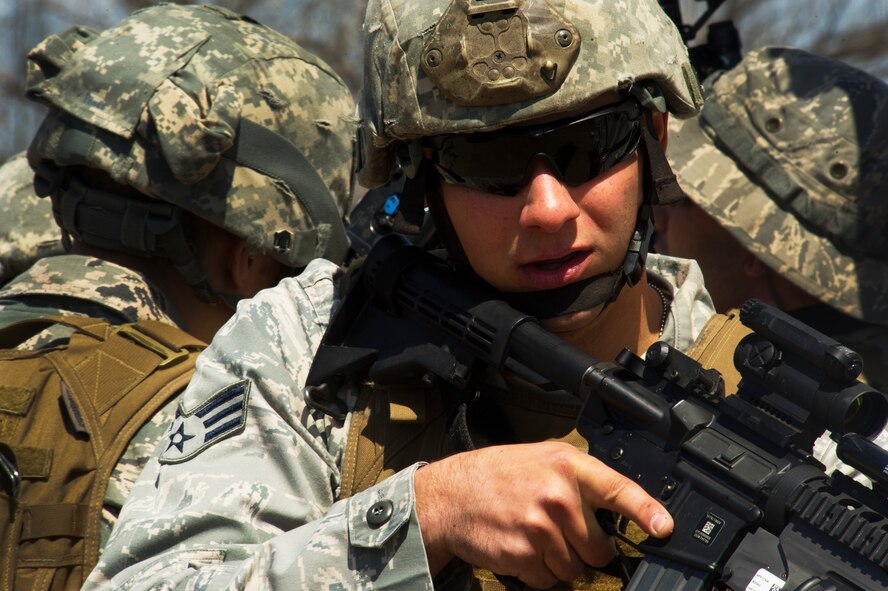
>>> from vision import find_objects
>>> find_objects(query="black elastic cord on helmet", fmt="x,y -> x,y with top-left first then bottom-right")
32,115 -> 350,307
32,124 -> 219,302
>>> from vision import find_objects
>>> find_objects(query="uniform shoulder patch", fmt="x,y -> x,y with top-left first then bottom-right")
159,380 -> 250,464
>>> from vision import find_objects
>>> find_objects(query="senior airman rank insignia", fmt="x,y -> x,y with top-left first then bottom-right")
159,380 -> 250,464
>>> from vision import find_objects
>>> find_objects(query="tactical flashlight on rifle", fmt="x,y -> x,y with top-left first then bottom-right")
306,234 -> 888,590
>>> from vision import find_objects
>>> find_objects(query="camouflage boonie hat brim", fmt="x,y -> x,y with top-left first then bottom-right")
26,4 -> 356,268
669,47 -> 888,326
359,0 -> 703,187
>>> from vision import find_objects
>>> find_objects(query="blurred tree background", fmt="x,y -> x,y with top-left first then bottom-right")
0,0 -> 886,163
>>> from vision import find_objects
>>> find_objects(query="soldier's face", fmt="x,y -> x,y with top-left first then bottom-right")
441,150 -> 645,293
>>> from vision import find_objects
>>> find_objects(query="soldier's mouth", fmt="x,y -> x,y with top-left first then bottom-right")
531,251 -> 586,271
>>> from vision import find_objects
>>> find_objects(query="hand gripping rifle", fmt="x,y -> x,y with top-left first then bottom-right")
305,235 -> 888,590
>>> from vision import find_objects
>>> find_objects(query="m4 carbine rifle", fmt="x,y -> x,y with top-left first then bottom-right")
305,235 -> 888,590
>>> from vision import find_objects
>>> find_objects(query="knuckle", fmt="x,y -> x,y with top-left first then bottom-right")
544,442 -> 580,476
523,508 -> 556,539
599,474 -> 631,506
550,446 -> 576,469
539,487 -> 574,515
584,544 -> 617,568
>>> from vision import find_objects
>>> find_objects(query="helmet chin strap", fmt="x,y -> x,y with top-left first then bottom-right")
500,268 -> 624,319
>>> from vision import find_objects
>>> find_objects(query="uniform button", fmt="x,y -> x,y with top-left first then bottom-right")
366,500 -> 394,528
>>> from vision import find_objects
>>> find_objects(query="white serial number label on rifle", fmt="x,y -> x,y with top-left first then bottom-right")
746,568 -> 785,591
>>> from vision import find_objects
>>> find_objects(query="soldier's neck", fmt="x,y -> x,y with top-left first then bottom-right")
540,269 -> 661,362
68,242 -> 232,342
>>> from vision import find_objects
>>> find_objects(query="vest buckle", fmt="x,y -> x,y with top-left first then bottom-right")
114,324 -> 189,367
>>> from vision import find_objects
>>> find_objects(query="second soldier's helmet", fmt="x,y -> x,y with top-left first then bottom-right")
668,46 -> 888,326
25,4 -> 356,297
1,24 -> 96,286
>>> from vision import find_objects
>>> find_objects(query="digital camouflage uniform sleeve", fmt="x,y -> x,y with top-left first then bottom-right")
84,258 -> 434,591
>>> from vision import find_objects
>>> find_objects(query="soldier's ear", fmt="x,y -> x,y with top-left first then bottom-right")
652,111 -> 668,151
742,254 -> 769,278
228,239 -> 254,292
227,238 -> 285,298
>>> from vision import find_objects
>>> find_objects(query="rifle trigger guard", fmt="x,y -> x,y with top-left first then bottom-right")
304,381 -> 348,420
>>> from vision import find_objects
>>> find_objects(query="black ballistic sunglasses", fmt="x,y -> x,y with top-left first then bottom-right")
426,99 -> 643,196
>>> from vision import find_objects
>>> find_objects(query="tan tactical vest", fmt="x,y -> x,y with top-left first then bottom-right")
339,311 -> 749,590
0,315 -> 205,591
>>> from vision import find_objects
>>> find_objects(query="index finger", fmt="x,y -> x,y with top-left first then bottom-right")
573,454 -> 673,538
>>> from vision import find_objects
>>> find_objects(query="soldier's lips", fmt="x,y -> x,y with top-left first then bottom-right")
519,250 -> 593,289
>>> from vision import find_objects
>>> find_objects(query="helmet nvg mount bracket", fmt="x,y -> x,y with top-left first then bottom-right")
420,0 -> 581,107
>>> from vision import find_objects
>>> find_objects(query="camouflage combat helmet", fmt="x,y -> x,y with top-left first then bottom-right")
669,46 -> 888,326
0,152 -> 65,285
25,4 -> 356,298
358,0 -> 703,188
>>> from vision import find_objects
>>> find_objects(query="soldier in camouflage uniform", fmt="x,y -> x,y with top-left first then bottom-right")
0,152 -> 65,286
0,3 -> 355,550
653,47 -> 888,479
86,1 -> 724,589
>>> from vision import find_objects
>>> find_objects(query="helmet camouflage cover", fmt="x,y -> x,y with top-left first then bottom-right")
668,46 -> 888,326
25,4 -> 356,268
359,0 -> 703,187
0,152 -> 65,285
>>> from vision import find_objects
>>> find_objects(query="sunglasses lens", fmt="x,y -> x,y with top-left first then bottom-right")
429,100 -> 642,196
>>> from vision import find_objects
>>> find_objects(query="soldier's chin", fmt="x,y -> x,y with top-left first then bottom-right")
539,304 -> 605,334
